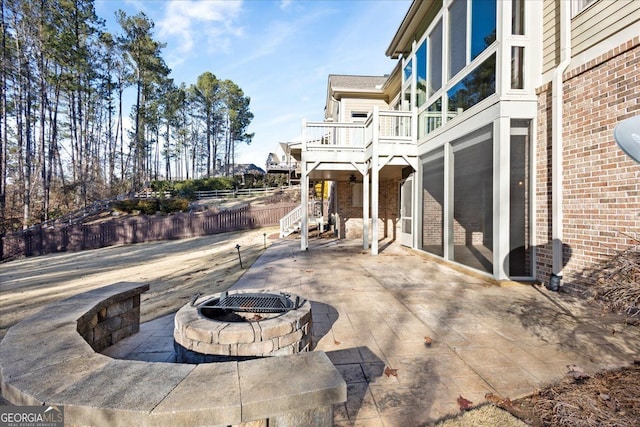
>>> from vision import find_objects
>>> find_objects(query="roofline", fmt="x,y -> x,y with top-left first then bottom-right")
385,0 -> 438,59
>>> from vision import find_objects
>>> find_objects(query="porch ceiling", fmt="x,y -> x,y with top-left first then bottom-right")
308,165 -> 404,182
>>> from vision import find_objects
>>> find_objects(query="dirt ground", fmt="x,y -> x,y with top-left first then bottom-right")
0,227 -> 280,342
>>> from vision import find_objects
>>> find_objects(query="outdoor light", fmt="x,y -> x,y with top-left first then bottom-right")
613,115 -> 640,164
235,244 -> 243,269
349,174 -> 357,183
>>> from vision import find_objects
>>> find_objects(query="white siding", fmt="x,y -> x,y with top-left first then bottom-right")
343,98 -> 389,121
542,0 -> 640,75
542,0 -> 560,75
572,0 -> 640,55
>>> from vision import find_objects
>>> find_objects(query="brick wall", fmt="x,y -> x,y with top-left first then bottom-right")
422,187 -> 443,246
76,285 -> 149,352
535,36 -> 640,284
334,179 -> 399,240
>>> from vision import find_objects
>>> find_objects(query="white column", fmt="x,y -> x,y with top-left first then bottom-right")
493,117 -> 510,280
363,167 -> 370,249
301,120 -> 309,251
443,143 -> 454,260
371,107 -> 380,255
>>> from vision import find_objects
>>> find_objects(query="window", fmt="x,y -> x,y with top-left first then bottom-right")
419,98 -> 443,138
428,19 -> 443,96
422,150 -> 445,257
512,0 -> 525,35
402,91 -> 411,111
511,46 -> 524,89
403,58 -> 413,82
416,40 -> 427,107
571,0 -> 596,17
447,53 -> 496,118
351,183 -> 363,208
509,119 -> 532,276
351,112 -> 368,121
471,0 -> 497,60
452,128 -> 494,274
449,0 -> 467,78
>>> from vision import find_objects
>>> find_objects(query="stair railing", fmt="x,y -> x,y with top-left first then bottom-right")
279,201 -> 324,238
279,204 -> 303,238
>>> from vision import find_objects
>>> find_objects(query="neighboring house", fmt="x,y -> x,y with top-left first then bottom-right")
266,142 -> 300,183
231,163 -> 265,186
293,0 -> 639,286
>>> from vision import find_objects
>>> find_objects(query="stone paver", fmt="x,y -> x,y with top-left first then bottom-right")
104,237 -> 639,426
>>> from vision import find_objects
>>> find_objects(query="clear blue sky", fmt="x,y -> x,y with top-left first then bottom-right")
94,0 -> 411,168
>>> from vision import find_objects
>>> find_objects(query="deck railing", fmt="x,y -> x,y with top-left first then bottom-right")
304,110 -> 413,153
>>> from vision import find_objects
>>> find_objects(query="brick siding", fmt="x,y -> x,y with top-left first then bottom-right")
334,179 -> 399,240
535,36 -> 640,284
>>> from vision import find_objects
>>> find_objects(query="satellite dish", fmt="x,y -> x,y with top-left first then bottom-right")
613,115 -> 640,163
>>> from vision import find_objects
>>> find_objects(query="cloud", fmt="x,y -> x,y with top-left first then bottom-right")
279,0 -> 293,10
157,0 -> 244,63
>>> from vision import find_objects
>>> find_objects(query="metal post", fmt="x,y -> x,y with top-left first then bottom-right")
263,232 -> 267,249
235,244 -> 243,268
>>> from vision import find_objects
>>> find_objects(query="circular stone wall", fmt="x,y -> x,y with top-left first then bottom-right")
174,291 -> 312,363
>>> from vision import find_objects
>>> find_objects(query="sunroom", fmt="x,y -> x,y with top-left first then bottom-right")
387,0 -> 541,280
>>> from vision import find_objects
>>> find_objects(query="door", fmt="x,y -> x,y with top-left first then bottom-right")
399,176 -> 413,247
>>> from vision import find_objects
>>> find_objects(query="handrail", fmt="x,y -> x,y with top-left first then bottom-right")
303,110 -> 413,149
279,201 -> 323,238
279,205 -> 302,238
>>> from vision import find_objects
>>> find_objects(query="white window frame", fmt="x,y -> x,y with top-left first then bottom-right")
571,0 -> 596,18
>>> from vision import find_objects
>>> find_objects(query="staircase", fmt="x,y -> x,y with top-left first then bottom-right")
279,201 -> 324,238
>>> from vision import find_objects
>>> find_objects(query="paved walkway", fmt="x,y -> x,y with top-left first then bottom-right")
105,237 -> 639,426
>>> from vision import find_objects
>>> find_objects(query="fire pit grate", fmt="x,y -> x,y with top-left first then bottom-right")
199,291 -> 300,313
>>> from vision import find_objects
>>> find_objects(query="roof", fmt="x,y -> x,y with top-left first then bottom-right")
234,163 -> 266,175
386,0 -> 439,59
325,75 -> 389,117
328,74 -> 389,92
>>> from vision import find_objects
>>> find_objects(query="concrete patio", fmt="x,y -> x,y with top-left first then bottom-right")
104,236 -> 639,426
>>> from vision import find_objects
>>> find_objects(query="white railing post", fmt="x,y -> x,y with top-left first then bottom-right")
301,119 -> 309,251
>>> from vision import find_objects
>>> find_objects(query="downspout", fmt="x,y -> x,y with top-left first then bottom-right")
548,0 -> 571,291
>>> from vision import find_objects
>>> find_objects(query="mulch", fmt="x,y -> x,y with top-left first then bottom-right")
502,363 -> 640,427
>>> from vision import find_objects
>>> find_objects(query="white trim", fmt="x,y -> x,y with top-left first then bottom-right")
443,143 -> 454,260
493,117 -> 510,280
570,0 -> 596,18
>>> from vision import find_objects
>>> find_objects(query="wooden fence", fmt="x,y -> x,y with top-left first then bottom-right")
1,204 -> 298,261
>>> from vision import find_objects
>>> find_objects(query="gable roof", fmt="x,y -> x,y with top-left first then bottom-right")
325,74 -> 390,120
328,74 -> 388,93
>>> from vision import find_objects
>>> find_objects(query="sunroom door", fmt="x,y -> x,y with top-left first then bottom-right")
399,176 -> 413,247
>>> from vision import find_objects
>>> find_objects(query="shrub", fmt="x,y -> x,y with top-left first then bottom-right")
112,199 -> 139,213
160,197 -> 189,213
136,199 -> 159,215
112,199 -> 159,215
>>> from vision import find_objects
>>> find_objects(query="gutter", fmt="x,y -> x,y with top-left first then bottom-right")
548,1 -> 572,291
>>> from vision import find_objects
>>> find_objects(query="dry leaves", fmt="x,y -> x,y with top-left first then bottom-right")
485,392 -> 512,407
384,366 -> 398,377
567,365 -> 590,382
424,336 -> 433,346
457,395 -> 473,411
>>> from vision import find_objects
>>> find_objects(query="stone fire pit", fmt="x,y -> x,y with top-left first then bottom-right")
174,290 -> 312,363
